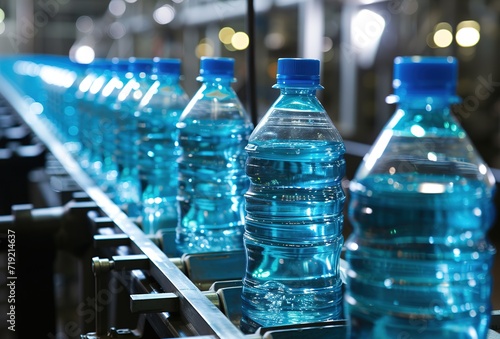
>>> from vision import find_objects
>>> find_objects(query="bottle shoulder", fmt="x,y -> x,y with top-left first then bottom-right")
143,83 -> 189,109
271,92 -> 325,112
179,83 -> 251,123
194,82 -> 240,101
352,106 -> 496,191
248,99 -> 342,145
387,106 -> 466,137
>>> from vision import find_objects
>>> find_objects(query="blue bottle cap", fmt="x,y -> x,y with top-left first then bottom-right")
128,57 -> 153,74
153,57 -> 181,76
274,58 -> 322,88
197,57 -> 235,81
391,56 -> 458,100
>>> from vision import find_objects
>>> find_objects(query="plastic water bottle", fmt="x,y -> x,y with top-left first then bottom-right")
77,59 -> 108,171
114,58 -> 154,216
176,57 -> 253,255
86,60 -> 116,180
38,55 -> 69,130
137,58 -> 189,252
344,56 -> 496,338
240,58 -> 346,333
38,56 -> 78,141
94,57 -> 129,191
62,60 -> 88,154
73,60 -> 98,168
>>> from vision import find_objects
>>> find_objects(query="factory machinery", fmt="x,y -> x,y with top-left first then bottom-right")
0,59 -> 499,339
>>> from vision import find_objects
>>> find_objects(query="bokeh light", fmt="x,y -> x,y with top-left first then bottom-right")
219,27 -> 235,44
108,0 -> 126,17
456,20 -> 480,47
71,45 -> 95,64
153,5 -> 175,25
433,29 -> 453,48
195,38 -> 214,58
231,31 -> 249,50
264,32 -> 285,50
76,16 -> 94,33
108,22 -> 126,39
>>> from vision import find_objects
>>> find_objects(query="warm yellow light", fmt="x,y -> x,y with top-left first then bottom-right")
195,42 -> 214,58
219,27 -> 235,44
433,29 -> 453,48
456,21 -> 480,47
231,31 -> 249,50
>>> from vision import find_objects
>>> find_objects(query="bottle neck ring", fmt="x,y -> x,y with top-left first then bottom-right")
273,83 -> 323,91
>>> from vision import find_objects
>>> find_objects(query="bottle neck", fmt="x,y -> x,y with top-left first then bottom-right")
155,73 -> 180,85
270,86 -> 324,113
394,94 -> 459,111
279,87 -> 318,96
190,78 -> 238,104
201,78 -> 232,87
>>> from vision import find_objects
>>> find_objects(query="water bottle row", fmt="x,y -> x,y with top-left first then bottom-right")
15,56 -> 252,257
6,55 -> 496,338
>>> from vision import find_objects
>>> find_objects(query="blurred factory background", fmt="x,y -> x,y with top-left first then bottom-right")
0,0 -> 498,164
0,0 -> 499,338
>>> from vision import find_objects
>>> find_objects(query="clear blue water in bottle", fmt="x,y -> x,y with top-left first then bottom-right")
87,62 -> 115,180
37,56 -> 78,142
77,59 -> 107,171
74,62 -> 98,168
176,57 -> 253,255
113,58 -> 154,216
93,58 -> 129,192
62,60 -> 87,154
344,56 -> 496,339
240,58 -> 345,333
38,55 -> 69,131
137,58 -> 189,252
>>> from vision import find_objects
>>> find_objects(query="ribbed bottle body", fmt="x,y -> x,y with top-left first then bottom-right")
137,76 -> 188,237
345,103 -> 496,339
113,63 -> 153,215
176,98 -> 253,253
241,85 -> 346,332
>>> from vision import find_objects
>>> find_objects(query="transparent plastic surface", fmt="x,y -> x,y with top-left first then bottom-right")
345,99 -> 496,338
137,72 -> 189,237
86,66 -> 114,180
240,87 -> 346,332
93,63 -> 128,192
176,77 -> 253,254
113,65 -> 154,216
77,61 -> 108,171
61,61 -> 86,153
